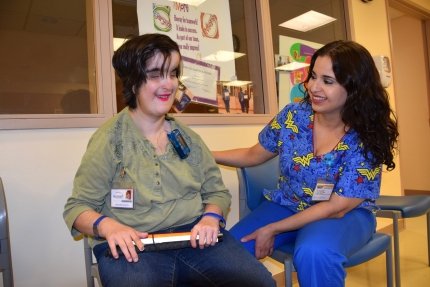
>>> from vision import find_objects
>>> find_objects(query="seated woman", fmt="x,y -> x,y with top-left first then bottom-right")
213,40 -> 399,287
63,33 -> 275,287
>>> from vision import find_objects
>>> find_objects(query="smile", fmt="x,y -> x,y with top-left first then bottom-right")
157,94 -> 171,102
312,95 -> 326,103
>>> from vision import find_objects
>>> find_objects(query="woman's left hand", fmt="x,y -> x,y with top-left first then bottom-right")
190,216 -> 220,249
241,225 -> 276,259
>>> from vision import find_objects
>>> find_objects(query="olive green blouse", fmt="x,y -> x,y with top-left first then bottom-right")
63,108 -> 231,246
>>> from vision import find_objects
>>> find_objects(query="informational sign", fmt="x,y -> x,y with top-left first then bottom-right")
137,0 -> 235,106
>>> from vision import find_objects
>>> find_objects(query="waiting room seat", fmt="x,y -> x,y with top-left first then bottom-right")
0,177 -> 14,287
376,194 -> 430,287
237,157 -> 394,287
84,236 -> 102,287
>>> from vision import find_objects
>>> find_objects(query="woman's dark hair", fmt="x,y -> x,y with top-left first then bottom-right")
303,40 -> 399,170
112,33 -> 182,109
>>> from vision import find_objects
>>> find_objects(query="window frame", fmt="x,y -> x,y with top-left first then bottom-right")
0,0 -> 278,129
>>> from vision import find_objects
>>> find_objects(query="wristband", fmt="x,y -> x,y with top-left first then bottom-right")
93,215 -> 107,240
202,212 -> 226,229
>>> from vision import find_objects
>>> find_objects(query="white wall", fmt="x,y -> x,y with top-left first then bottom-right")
0,128 -> 93,286
0,1 -> 416,286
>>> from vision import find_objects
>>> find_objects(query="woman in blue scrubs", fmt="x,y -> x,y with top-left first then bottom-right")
213,40 -> 399,287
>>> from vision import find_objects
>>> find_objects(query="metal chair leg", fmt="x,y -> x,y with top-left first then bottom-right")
377,209 -> 402,287
427,212 -> 430,266
392,211 -> 401,287
284,254 -> 294,287
386,237 -> 393,287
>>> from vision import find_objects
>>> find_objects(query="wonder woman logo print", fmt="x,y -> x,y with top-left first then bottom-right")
259,102 -> 382,212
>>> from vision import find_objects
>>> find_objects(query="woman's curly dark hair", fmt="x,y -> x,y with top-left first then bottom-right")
303,40 -> 399,170
112,33 -> 182,109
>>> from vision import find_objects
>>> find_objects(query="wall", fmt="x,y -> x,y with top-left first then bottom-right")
391,14 -> 430,190
348,0 -> 403,196
0,1 -> 406,286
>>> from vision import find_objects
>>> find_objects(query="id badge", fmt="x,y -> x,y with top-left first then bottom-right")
312,179 -> 334,201
111,188 -> 134,209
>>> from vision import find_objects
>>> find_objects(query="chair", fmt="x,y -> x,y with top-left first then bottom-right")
84,236 -> 102,287
376,194 -> 430,287
0,178 -> 14,287
237,157 -> 393,287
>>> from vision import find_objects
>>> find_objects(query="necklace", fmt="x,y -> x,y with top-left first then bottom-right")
150,129 -> 166,155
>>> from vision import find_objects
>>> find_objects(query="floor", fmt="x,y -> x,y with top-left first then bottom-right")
264,215 -> 430,286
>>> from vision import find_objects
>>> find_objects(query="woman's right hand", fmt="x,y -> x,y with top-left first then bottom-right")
97,217 -> 148,262
241,224 -> 276,259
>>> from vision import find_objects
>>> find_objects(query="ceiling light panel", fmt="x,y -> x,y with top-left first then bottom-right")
279,10 -> 336,32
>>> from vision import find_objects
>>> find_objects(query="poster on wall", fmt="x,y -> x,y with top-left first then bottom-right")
277,36 -> 323,110
137,0 -> 235,111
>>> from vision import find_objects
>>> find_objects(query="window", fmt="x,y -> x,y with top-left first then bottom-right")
0,0 -> 95,115
0,0 -> 116,129
0,0 -> 349,129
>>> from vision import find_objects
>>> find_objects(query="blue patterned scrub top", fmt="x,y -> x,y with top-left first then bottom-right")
259,102 -> 381,213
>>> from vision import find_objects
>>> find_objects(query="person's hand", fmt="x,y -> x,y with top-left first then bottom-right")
190,216 -> 220,249
98,217 -> 148,263
241,225 -> 276,259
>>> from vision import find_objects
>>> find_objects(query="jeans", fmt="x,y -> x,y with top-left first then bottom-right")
93,227 -> 275,287
230,200 -> 376,287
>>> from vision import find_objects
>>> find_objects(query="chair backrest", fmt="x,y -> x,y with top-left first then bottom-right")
237,156 -> 280,218
0,177 -> 14,287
